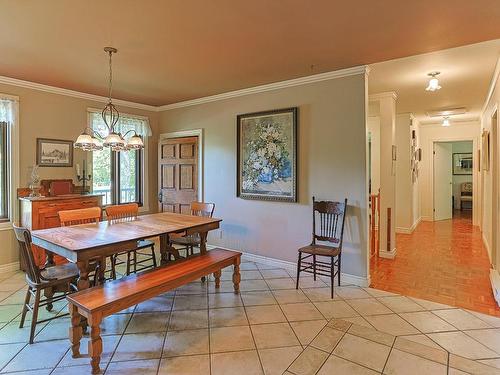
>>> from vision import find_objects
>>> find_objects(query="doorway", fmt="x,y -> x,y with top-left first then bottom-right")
433,140 -> 474,221
492,110 -> 499,269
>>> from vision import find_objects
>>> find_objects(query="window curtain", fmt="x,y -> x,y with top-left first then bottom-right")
89,111 -> 152,138
0,98 -> 16,124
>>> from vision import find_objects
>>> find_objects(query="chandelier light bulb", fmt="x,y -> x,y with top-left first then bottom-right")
426,72 -> 441,92
442,117 -> 450,127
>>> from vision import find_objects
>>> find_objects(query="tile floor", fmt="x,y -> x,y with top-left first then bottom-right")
370,210 -> 500,317
1,258 -> 500,374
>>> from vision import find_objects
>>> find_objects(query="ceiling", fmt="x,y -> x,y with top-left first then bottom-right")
1,0 -> 500,107
369,39 -> 500,124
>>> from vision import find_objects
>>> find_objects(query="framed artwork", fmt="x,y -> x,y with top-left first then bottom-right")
36,138 -> 73,167
482,130 -> 490,171
453,152 -> 473,175
417,148 -> 422,162
237,107 -> 298,202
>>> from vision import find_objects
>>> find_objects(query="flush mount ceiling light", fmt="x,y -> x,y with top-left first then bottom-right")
425,71 -> 442,92
442,116 -> 450,127
75,47 -> 144,152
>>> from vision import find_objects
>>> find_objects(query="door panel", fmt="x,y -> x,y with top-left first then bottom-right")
158,136 -> 198,213
434,142 -> 453,221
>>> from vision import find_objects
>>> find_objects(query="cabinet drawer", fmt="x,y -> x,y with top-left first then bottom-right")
37,199 -> 99,214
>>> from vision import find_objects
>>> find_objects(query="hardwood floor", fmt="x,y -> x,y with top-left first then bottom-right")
370,210 -> 500,316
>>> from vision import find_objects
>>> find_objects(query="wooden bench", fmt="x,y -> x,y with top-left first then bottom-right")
66,248 -> 241,374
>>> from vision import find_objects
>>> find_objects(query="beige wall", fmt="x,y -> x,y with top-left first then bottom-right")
159,75 -> 369,281
0,83 -> 159,266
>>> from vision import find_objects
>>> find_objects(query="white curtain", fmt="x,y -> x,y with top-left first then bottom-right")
0,98 -> 16,124
89,110 -> 152,138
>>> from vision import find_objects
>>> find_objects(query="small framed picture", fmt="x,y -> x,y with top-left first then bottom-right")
36,138 -> 74,167
417,148 -> 422,161
453,152 -> 473,175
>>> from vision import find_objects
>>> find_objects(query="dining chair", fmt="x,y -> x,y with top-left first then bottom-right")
105,203 -> 157,276
58,206 -> 106,284
169,202 -> 216,257
460,182 -> 473,210
13,224 -> 78,344
296,197 -> 348,298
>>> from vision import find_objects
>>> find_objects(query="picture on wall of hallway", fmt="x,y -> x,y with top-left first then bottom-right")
453,152 -> 473,175
237,107 -> 297,202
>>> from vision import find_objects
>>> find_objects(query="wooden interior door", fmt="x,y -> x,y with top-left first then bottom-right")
433,142 -> 453,221
158,136 -> 198,214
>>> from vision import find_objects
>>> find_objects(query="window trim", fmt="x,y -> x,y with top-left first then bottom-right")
87,109 -> 149,212
0,94 -> 19,231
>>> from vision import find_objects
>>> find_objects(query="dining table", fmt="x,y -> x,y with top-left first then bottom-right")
30,212 -> 222,291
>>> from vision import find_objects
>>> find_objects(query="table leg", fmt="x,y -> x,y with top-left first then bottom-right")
97,256 -> 106,285
199,231 -> 208,255
68,304 -> 82,358
233,257 -> 241,294
45,250 -> 55,268
214,270 -> 221,289
76,260 -> 90,290
88,315 -> 103,375
160,234 -> 181,265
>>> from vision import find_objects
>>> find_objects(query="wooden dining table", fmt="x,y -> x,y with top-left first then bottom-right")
30,212 -> 222,291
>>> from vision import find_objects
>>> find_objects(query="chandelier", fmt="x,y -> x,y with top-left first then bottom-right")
75,47 -> 144,152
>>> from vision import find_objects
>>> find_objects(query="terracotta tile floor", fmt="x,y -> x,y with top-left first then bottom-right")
370,210 -> 500,317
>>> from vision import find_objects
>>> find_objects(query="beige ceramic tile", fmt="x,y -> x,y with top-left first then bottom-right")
209,307 -> 248,327
384,348 -> 447,375
210,325 -> 256,353
211,350 -> 263,375
105,359 -> 159,374
258,346 -> 303,375
394,336 -> 448,364
245,304 -> 286,324
428,331 -> 498,359
173,294 -> 208,310
112,332 -> 165,361
163,328 -> 209,357
2,339 -> 69,372
260,269 -> 290,279
377,296 -> 425,313
464,328 -> 500,355
327,318 -> 352,332
175,282 -> 208,295
364,313 -> 420,336
272,289 -> 310,304
335,286 -> 372,300
302,287 -> 341,302
251,322 -> 300,349
313,300 -> 359,319
317,354 -> 380,374
238,279 -> 270,292
310,326 -> 344,352
342,316 -> 374,329
168,309 -> 208,331
346,298 -> 392,316
363,287 -> 398,298
240,291 -> 277,306
266,278 -> 296,290
159,354 -> 210,375
399,311 -> 456,333
432,309 -> 491,330
290,319 -> 328,345
288,346 -> 329,375
478,358 -> 500,369
449,354 -> 500,375
468,310 -> 500,328
134,294 -> 174,312
208,293 -> 243,308
0,342 -> 25,369
239,270 -> 264,280
58,335 -> 121,367
125,312 -> 170,334
347,323 -> 395,346
409,297 -> 454,311
333,333 -> 391,371
280,302 -> 324,321
296,277 -> 327,288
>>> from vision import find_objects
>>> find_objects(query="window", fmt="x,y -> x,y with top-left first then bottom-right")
0,97 -> 17,224
89,110 -> 149,206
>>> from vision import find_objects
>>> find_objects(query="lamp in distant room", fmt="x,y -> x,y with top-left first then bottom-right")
442,116 -> 450,127
425,72 -> 441,91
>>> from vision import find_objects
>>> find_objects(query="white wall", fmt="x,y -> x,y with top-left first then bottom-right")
418,121 -> 480,223
450,141 -> 473,210
368,116 -> 380,194
159,73 -> 370,282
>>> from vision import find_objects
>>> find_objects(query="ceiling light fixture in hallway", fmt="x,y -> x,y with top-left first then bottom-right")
426,71 -> 442,91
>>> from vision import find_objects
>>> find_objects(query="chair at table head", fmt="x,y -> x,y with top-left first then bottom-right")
58,207 -> 102,226
105,203 -> 139,222
190,202 -> 215,218
311,197 -> 348,248
13,224 -> 41,285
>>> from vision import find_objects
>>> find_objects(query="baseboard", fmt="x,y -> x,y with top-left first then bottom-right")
379,248 -> 397,259
0,261 -> 20,273
396,216 -> 422,234
421,215 -> 433,222
490,269 -> 500,307
207,244 -> 371,287
483,232 -> 492,264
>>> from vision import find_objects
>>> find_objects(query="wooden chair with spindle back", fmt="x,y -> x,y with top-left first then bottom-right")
58,207 -> 107,284
105,203 -> 157,277
13,224 -> 79,344
296,197 -> 348,298
169,202 -> 216,257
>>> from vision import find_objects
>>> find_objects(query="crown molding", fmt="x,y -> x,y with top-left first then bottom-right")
0,75 -> 158,112
369,91 -> 398,101
482,56 -> 500,115
158,65 -> 369,111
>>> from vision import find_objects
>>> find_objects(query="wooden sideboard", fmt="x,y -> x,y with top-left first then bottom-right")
19,194 -> 103,266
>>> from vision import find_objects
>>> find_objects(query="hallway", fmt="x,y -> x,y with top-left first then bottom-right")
370,211 -> 500,316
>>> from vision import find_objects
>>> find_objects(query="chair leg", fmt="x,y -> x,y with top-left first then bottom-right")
151,246 -> 157,268
29,289 -> 41,344
45,287 -> 54,312
19,287 -> 31,328
296,252 -> 302,290
313,254 -> 317,281
110,255 -> 117,280
331,257 -> 335,299
126,251 -> 131,276
337,254 -> 341,286
133,251 -> 137,274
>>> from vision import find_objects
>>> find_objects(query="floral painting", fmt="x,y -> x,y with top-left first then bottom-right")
237,107 -> 297,202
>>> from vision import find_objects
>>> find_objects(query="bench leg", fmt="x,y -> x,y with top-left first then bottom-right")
232,257 -> 241,294
68,304 -> 82,358
214,270 -> 221,289
88,315 -> 103,375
